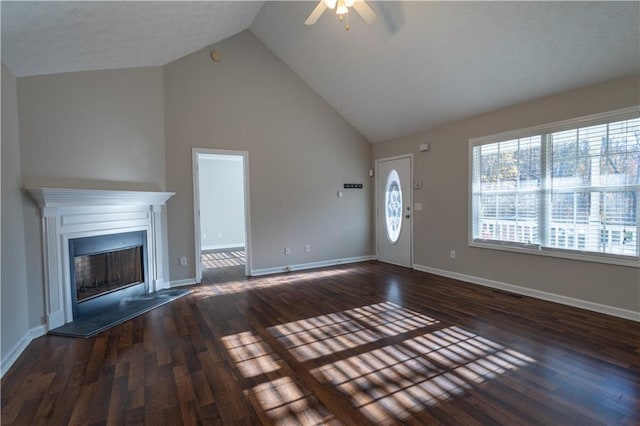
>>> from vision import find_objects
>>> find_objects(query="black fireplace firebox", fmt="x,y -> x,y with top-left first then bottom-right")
69,231 -> 148,319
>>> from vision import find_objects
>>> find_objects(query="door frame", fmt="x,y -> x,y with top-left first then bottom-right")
375,154 -> 414,267
192,148 -> 252,282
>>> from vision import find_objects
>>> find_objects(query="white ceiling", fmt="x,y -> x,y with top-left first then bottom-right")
252,1 -> 640,141
1,1 -> 264,76
2,1 -> 639,142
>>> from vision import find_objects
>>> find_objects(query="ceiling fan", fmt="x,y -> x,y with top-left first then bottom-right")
305,0 -> 377,31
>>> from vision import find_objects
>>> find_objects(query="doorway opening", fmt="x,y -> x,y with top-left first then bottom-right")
193,149 -> 251,283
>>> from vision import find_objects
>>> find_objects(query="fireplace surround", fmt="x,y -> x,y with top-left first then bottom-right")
27,188 -> 174,329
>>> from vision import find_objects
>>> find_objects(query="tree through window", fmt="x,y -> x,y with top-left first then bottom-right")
471,111 -> 639,263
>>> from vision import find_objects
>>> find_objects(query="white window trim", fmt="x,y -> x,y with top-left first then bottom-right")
468,106 -> 640,268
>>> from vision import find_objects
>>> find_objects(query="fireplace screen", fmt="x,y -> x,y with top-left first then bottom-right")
69,231 -> 147,319
74,246 -> 144,302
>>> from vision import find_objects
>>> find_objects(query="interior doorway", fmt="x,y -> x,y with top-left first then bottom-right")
193,148 -> 251,283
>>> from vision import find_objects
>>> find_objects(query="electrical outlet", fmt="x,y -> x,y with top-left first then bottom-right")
285,246 -> 291,255
450,250 -> 456,259
305,244 -> 311,253
180,256 -> 188,266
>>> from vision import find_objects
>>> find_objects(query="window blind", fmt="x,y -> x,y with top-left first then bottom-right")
548,118 -> 640,257
471,111 -> 640,263
472,136 -> 541,246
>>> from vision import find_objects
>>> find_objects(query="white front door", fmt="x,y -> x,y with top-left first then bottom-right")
376,155 -> 412,267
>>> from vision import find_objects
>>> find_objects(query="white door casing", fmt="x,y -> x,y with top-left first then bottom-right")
376,155 -> 412,267
192,148 -> 252,282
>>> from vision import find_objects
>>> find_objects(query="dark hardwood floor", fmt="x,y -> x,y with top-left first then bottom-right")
2,261 -> 639,425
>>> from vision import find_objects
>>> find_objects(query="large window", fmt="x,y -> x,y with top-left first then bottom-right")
470,108 -> 639,266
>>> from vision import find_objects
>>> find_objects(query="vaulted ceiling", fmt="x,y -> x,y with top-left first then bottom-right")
2,1 -> 639,142
1,1 -> 264,76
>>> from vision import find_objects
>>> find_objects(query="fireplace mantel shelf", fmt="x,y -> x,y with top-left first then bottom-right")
27,187 -> 174,208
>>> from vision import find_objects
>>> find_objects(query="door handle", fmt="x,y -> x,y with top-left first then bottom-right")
405,214 -> 411,219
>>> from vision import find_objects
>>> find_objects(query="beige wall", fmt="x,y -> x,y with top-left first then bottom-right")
17,66 -> 167,328
18,67 -> 166,190
1,62 -> 30,362
374,74 -> 640,313
164,31 -> 372,278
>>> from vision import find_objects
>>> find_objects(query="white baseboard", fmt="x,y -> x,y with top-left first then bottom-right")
170,278 -> 197,287
30,324 -> 47,337
413,264 -> 640,322
1,324 -> 47,378
251,255 -> 375,277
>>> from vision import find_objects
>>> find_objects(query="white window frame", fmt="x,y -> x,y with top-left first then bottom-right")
468,106 -> 640,268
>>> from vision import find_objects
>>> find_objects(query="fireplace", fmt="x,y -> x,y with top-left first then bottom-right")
27,187 -> 174,329
69,231 -> 148,319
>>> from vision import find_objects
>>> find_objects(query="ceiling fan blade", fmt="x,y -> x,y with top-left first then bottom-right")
352,0 -> 377,24
305,2 -> 328,25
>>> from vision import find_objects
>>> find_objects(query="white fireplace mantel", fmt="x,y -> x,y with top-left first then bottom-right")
28,187 -> 175,208
27,188 -> 174,330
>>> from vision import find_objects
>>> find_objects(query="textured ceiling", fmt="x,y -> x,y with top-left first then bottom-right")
2,1 -> 639,142
252,1 -> 640,141
1,1 -> 264,76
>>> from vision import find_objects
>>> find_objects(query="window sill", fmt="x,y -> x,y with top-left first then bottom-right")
469,240 -> 640,268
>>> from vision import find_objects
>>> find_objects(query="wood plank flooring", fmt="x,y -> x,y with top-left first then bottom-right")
2,261 -> 639,425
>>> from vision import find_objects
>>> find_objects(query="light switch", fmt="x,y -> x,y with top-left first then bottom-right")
414,203 -> 423,211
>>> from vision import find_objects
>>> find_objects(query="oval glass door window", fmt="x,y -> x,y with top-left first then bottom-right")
385,169 -> 402,244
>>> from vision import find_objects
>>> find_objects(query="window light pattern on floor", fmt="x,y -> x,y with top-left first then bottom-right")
267,301 -> 535,423
249,377 -> 338,426
312,326 -> 534,422
222,332 -> 280,378
201,250 -> 245,269
270,302 -> 439,362
221,332 -> 336,425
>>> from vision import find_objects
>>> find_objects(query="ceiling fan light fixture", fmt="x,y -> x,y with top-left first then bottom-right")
336,0 -> 348,15
305,0 -> 376,28
324,0 -> 337,9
